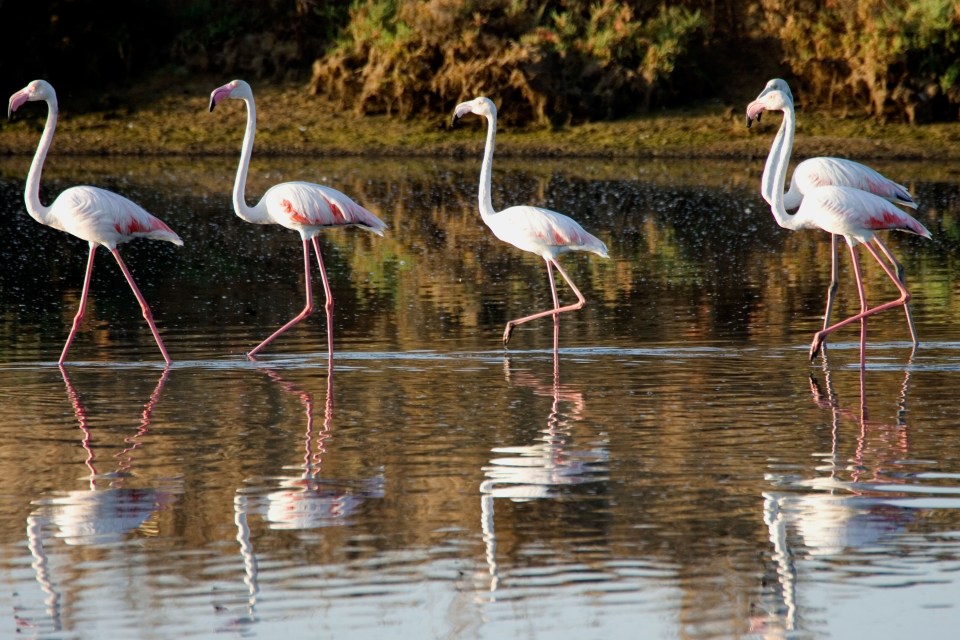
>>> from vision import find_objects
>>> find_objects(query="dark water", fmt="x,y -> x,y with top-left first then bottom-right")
1,155 -> 959,639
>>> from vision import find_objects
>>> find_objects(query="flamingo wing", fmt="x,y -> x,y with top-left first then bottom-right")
489,206 -> 609,258
51,186 -> 182,248
792,158 -> 916,208
264,182 -> 387,235
801,186 -> 931,242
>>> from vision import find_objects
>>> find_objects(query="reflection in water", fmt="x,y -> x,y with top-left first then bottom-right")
23,367 -> 177,635
480,333 -> 609,593
757,355 -> 916,636
224,362 -> 385,631
245,361 -> 385,530
229,493 -> 260,633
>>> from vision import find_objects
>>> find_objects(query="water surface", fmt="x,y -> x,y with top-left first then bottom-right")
0,155 -> 959,639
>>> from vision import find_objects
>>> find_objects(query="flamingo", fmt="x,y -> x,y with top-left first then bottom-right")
748,78 -> 921,347
209,79 -> 387,358
8,80 -> 182,365
451,97 -> 609,344
745,83 -> 931,364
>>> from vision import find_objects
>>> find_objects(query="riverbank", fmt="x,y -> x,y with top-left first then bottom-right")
3,76 -> 960,162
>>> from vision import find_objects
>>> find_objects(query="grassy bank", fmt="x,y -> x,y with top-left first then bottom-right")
3,76 -> 960,162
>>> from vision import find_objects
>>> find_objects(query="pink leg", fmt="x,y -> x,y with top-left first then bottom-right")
110,248 -> 172,365
874,237 -> 918,346
809,241 -> 911,360
59,243 -> 98,365
249,239 -> 314,358
311,236 -> 335,359
503,258 -> 586,344
822,234 -> 840,333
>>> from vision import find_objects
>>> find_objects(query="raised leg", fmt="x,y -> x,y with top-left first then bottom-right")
311,236 -> 335,359
503,258 -> 586,345
873,237 -> 918,346
809,242 -> 911,360
110,248 -> 172,365
59,243 -> 98,365
249,239 -> 314,358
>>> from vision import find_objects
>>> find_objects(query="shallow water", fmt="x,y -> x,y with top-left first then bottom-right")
0,155 -> 959,639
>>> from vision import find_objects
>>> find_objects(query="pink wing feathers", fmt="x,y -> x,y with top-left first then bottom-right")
489,205 -> 609,258
50,186 -> 183,248
799,186 -> 931,242
264,181 -> 387,235
788,157 -> 916,209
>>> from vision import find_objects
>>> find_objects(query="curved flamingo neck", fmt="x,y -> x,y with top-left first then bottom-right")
232,96 -> 269,224
767,104 -> 802,231
761,108 -> 789,204
478,110 -> 498,218
24,95 -> 56,227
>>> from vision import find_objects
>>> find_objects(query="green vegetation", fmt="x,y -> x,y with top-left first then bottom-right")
310,0 -> 705,125
0,0 -> 958,140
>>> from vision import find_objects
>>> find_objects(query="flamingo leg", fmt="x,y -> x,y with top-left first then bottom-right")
809,241 -> 911,360
110,248 -> 172,365
873,237 -> 918,346
59,243 -> 98,365
853,253 -> 869,370
503,258 -> 586,345
310,236 -> 335,359
822,234 -> 840,333
249,239 -> 314,358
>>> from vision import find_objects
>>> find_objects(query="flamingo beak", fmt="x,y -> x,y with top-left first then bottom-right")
8,89 -> 29,119
209,86 -> 231,112
451,102 -> 474,126
745,99 -> 765,129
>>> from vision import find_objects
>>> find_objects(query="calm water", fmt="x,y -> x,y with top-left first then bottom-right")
0,154 -> 959,639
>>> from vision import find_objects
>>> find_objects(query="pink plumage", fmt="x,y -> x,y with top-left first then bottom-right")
262,182 -> 387,234
8,79 -> 182,365
452,97 -> 609,346
50,186 -> 183,249
746,78 -> 931,364
209,79 -> 387,358
789,157 -> 915,210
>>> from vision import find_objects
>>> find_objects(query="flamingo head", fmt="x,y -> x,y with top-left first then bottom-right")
209,79 -> 252,112
746,78 -> 794,128
8,79 -> 56,119
451,96 -> 496,126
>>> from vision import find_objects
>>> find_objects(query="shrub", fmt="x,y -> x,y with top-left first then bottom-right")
758,0 -> 960,122
310,0 -> 706,126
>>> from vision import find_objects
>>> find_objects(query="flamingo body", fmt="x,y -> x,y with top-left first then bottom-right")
786,157 -> 915,210
209,79 -> 386,357
8,79 -> 182,365
748,78 -> 923,348
45,186 -> 183,248
792,186 -> 930,242
259,181 -> 386,236
745,80 -> 931,362
484,205 -> 609,261
452,96 -> 608,344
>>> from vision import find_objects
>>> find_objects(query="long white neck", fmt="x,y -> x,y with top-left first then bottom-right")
232,97 -> 269,224
766,105 -> 802,231
478,111 -> 498,218
23,95 -> 57,227
761,110 -> 789,204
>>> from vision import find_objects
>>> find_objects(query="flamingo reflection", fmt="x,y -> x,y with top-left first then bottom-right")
756,354 -> 915,635
479,332 -> 608,592
23,367 -> 177,635
222,362 -> 384,629
249,362 -> 384,530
